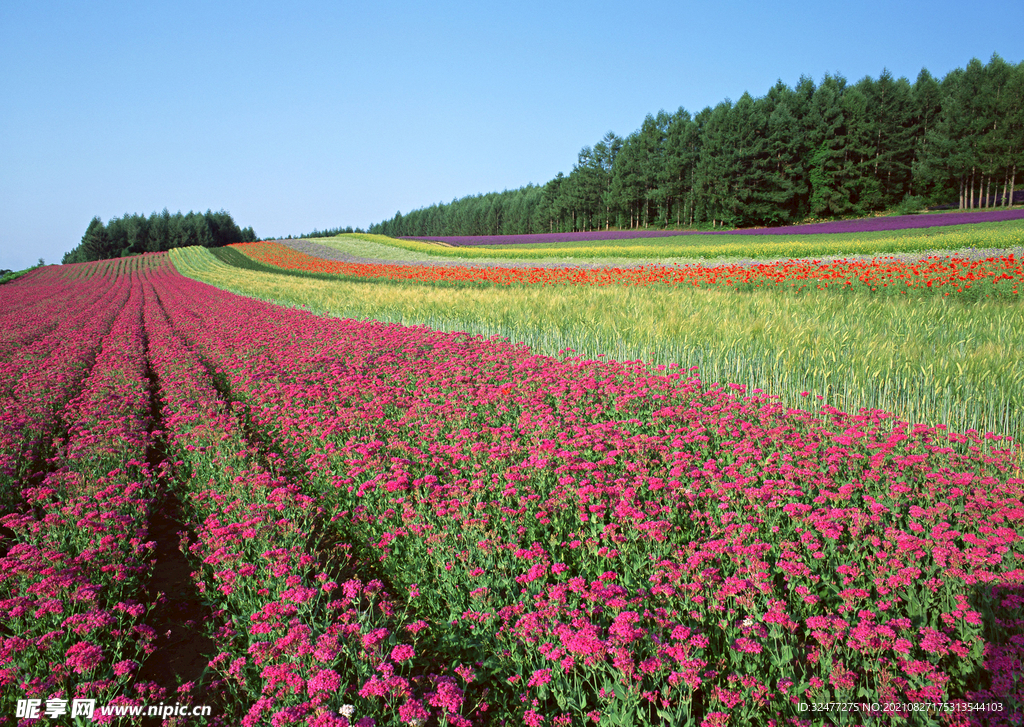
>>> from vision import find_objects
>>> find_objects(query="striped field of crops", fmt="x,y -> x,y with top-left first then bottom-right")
169,226 -> 1024,446
397,209 -> 1024,248
340,214 -> 1024,263
2,214 -> 1023,727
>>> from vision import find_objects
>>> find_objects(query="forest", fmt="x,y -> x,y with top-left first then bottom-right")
369,54 -> 1023,237
62,209 -> 257,264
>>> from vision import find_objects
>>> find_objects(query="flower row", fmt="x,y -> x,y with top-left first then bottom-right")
144,266 -> 488,726
1,261 -> 163,719
228,241 -> 1023,298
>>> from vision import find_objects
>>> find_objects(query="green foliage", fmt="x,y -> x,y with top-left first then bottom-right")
298,225 -> 364,238
369,55 -> 1024,237
0,258 -> 47,284
894,195 -> 928,215
62,209 -> 258,264
1,268 -> 33,284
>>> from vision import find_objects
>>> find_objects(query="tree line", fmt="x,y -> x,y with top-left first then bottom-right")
62,209 -> 258,264
369,54 -> 1023,237
293,225 -> 366,239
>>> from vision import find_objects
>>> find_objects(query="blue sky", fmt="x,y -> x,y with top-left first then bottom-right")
1,0 -> 1020,270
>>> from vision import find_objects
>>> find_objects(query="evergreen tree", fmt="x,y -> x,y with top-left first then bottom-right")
64,209 -> 256,263
765,82 -> 811,222
365,55 -> 1018,234
638,112 -> 670,226
609,134 -> 646,228
864,70 -> 916,206
1000,61 -> 1024,205
81,217 -> 114,261
808,74 -> 856,217
910,69 -> 945,201
662,109 -> 699,226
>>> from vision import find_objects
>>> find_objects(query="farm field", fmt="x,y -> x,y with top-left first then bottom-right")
235,225 -> 1024,272
2,218 -> 1024,726
170,225 -> 1024,444
368,214 -> 1024,262
396,208 -> 1024,248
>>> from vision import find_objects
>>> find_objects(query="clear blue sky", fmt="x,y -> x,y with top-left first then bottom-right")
1,0 -> 1020,270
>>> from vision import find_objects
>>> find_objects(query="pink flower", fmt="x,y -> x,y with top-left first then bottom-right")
112,659 -> 137,676
359,676 -> 388,698
314,634 -> 341,662
919,627 -> 952,655
829,661 -> 856,691
524,709 -> 544,726
732,638 -> 762,654
390,644 -> 415,662
397,698 -> 429,725
342,579 -> 362,599
428,677 -> 464,713
307,713 -> 351,727
361,628 -> 389,649
308,669 -> 341,699
640,657 -> 663,674
66,642 -> 104,673
609,611 -> 645,644
528,668 -> 553,687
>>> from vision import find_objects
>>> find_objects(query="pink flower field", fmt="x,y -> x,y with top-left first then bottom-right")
1,253 -> 1022,726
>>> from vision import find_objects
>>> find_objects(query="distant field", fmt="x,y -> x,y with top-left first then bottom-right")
188,219 -> 1024,439
170,245 -> 1024,443
399,207 -> 1024,247
0,265 -> 42,284
320,218 -> 1024,262
225,239 -> 1023,305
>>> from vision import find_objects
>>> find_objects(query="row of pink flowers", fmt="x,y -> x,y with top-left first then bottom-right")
1,258 -> 167,721
0,261 -> 136,510
142,263 -> 484,725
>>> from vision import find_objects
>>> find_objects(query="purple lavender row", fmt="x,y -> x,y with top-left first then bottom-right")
401,208 -> 1024,246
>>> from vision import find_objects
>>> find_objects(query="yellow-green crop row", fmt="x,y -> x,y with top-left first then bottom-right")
170,245 -> 1024,446
303,221 -> 1024,262
302,234 -> 457,262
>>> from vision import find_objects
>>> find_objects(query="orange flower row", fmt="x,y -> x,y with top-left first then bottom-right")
230,242 -> 1023,298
